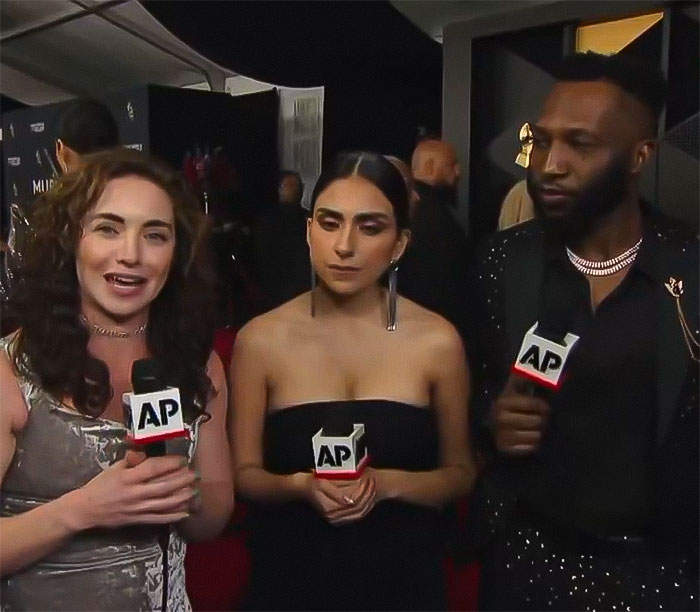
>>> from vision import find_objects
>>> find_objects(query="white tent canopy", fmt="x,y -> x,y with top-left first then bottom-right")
1,0 -> 234,106
1,0 -> 560,107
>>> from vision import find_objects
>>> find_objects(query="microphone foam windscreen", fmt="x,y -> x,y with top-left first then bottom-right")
131,358 -> 165,394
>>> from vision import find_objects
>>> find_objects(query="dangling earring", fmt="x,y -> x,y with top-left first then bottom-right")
310,252 -> 316,318
387,260 -> 399,332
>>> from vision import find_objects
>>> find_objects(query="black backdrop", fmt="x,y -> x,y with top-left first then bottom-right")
1,86 -> 279,230
143,0 -> 442,163
1,87 -> 148,214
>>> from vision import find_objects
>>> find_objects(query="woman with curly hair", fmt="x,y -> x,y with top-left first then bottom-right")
0,148 -> 233,610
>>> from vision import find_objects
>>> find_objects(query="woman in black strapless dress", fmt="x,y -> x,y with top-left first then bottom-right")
229,151 -> 476,611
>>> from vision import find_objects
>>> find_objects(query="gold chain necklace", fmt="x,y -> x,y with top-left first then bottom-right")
79,315 -> 147,339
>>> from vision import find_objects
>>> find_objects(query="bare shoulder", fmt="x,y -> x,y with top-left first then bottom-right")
233,294 -> 310,355
398,297 -> 465,356
0,334 -> 29,433
206,350 -> 226,391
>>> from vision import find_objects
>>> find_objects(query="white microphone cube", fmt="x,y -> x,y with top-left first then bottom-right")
122,387 -> 188,445
512,323 -> 579,389
312,424 -> 368,479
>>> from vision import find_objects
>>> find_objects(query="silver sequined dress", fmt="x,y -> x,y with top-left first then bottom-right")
0,336 -> 201,611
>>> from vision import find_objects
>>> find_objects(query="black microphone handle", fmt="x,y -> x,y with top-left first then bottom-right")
131,358 -> 169,457
518,375 -> 554,401
145,441 -> 167,457
130,358 -> 172,612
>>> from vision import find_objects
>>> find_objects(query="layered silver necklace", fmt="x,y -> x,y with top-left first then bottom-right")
79,315 -> 147,339
566,238 -> 643,277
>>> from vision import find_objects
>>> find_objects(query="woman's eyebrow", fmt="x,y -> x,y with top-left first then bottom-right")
89,212 -> 125,224
87,212 -> 173,231
315,207 -> 344,220
143,219 -> 174,230
354,212 -> 390,223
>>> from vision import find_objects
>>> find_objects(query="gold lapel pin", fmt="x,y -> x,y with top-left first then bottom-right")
665,276 -> 698,362
664,276 -> 684,298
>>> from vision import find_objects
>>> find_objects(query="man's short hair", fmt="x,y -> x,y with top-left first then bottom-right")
55,98 -> 119,154
554,52 -> 667,134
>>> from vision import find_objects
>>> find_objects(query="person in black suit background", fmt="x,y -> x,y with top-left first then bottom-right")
398,139 -> 470,334
54,98 -> 119,173
253,170 -> 311,313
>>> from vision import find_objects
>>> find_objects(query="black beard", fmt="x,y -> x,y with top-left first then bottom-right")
527,156 -> 630,245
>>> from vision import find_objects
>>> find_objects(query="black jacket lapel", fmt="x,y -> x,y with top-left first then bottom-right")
504,228 -> 544,362
655,243 -> 698,447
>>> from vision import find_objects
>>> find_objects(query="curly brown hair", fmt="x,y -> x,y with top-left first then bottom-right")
8,148 -> 220,420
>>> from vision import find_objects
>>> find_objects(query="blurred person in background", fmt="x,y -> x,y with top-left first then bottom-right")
253,170 -> 311,313
399,139 -> 470,334
55,97 -> 120,174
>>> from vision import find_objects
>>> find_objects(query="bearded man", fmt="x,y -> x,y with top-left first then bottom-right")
466,52 -> 698,611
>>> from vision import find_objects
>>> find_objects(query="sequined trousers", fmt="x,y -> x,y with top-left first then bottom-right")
478,511 -> 698,611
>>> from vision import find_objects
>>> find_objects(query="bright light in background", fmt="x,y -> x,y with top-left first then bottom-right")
576,12 -> 664,54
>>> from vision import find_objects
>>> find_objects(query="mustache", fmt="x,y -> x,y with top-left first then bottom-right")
528,177 -> 576,197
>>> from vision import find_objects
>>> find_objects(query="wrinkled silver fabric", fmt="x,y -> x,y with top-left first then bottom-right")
0,204 -> 33,308
0,336 -> 202,611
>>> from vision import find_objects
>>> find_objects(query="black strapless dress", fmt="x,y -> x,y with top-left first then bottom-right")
245,400 -> 447,611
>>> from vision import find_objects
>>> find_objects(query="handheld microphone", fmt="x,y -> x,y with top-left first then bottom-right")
312,421 -> 368,480
123,359 -> 186,612
123,358 -> 189,457
512,324 -> 579,390
511,275 -> 580,391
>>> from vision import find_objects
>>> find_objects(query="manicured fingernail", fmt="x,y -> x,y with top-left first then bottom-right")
343,496 -> 355,505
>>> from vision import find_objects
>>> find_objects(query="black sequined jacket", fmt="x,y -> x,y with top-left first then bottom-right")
463,212 -> 699,564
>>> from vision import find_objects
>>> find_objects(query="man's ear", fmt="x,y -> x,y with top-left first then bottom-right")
306,217 -> 312,247
631,140 -> 657,175
56,139 -> 81,174
55,139 -> 68,174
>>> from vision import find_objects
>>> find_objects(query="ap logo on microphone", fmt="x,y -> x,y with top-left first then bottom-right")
122,388 -> 187,444
312,424 -> 368,479
513,323 -> 579,389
